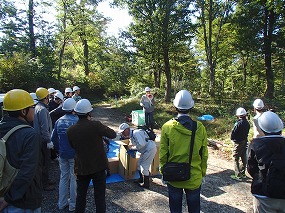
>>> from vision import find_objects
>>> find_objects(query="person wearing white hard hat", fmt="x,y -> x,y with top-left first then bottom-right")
118,122 -> 157,189
230,107 -> 250,181
51,98 -> 78,211
49,92 -> 65,127
247,111 -> 285,212
72,86 -> 82,102
64,87 -> 73,100
67,99 -> 116,213
160,90 -> 208,213
252,98 -> 265,138
140,87 -> 155,130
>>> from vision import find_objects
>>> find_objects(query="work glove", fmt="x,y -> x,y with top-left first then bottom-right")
47,142 -> 54,149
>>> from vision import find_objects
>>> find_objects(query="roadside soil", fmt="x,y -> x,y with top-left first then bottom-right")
42,105 -> 253,213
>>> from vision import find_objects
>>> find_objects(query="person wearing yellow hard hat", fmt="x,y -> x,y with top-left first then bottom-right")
34,87 -> 55,191
0,89 -> 42,212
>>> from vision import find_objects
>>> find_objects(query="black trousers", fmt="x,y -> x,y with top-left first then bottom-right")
75,170 -> 106,213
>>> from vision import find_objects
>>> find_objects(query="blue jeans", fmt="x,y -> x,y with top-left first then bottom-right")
58,157 -> 77,210
167,184 -> 201,213
145,111 -> 154,129
2,206 -> 41,213
76,170 -> 106,213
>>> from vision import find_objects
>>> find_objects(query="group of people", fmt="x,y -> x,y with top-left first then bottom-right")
231,99 -> 285,212
0,85 -> 284,213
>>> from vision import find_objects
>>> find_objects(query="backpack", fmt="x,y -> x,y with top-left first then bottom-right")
0,124 -> 30,197
264,156 -> 285,199
137,126 -> 156,141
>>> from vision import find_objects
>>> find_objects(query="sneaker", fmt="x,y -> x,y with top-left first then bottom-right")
230,175 -> 242,181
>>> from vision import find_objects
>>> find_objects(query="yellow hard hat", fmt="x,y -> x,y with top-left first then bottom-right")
3,89 -> 35,111
36,87 -> 49,100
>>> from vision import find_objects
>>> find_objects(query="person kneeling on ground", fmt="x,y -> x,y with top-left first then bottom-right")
118,123 -> 157,189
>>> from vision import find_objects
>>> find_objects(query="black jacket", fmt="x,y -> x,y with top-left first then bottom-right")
231,117 -> 250,143
0,116 -> 42,210
247,135 -> 285,196
67,118 -> 116,176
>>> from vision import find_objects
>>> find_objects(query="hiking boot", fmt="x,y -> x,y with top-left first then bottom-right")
230,175 -> 242,181
139,176 -> 150,189
43,184 -> 55,191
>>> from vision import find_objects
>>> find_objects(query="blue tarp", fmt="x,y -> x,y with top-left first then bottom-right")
197,114 -> 214,121
89,140 -> 139,185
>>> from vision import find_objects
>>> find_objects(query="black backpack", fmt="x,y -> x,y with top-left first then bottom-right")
263,156 -> 285,199
137,126 -> 156,141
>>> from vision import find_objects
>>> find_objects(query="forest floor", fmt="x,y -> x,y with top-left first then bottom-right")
42,105 -> 253,213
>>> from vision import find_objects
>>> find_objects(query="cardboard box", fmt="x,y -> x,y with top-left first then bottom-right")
150,141 -> 160,176
117,140 -> 140,180
108,157 -> 119,175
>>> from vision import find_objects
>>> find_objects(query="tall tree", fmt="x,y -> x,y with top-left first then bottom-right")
115,0 -> 196,102
195,0 -> 233,97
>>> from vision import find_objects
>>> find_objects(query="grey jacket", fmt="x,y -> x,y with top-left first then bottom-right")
33,101 -> 52,145
140,94 -> 154,113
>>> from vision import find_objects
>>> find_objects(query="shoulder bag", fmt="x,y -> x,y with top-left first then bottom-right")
162,121 -> 197,181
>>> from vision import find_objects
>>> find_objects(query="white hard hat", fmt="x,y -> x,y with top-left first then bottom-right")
48,88 -> 56,94
54,92 -> 64,101
253,99 -> 264,110
29,92 -> 38,104
236,107 -> 247,116
118,123 -> 130,133
173,90 -> 194,110
65,87 -> 72,93
73,86 -> 80,92
74,99 -> 93,115
145,87 -> 151,92
62,98 -> 77,112
258,111 -> 284,133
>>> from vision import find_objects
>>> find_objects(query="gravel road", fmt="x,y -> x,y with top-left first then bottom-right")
41,105 -> 253,213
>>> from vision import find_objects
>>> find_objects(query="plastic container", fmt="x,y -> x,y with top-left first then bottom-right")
132,110 -> 145,126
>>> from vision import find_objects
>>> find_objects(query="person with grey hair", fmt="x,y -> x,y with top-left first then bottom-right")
247,111 -> 285,212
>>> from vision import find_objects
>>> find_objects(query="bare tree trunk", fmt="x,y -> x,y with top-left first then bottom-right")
264,7 -> 275,99
28,0 -> 36,57
82,38 -> 89,76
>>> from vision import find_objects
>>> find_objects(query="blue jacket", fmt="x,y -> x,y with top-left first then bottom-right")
51,113 -> 78,159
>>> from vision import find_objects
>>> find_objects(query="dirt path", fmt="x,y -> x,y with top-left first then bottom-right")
92,105 -> 253,213
42,105 -> 253,213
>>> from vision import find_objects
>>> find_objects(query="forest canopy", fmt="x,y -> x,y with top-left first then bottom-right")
0,0 -> 285,102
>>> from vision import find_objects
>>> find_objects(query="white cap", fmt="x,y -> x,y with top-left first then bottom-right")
74,99 -> 93,115
145,87 -> 151,92
236,107 -> 247,116
65,87 -> 72,93
54,92 -> 64,101
173,90 -> 194,110
253,99 -> 264,110
62,98 -> 77,112
48,88 -> 56,94
73,86 -> 80,92
118,123 -> 130,133
258,111 -> 284,133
